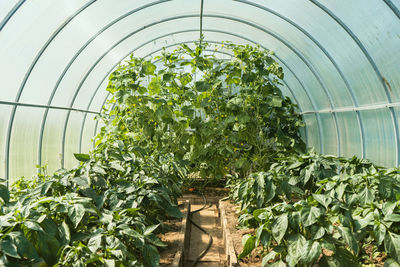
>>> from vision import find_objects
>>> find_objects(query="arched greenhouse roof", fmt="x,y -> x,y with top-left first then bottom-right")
0,0 -> 399,184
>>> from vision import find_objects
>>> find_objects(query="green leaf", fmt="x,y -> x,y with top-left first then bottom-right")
374,223 -> 386,245
23,221 -> 43,232
74,153 -> 90,162
142,61 -> 156,75
312,193 -> 332,209
385,231 -> 400,262
262,251 -> 277,266
287,233 -> 307,267
385,213 -> 400,222
59,220 -> 71,246
0,237 -> 20,258
149,77 -> 161,96
303,241 -> 321,263
8,231 -> 38,260
338,226 -> 359,255
0,184 -> 10,203
272,213 -> 288,244
358,185 -> 374,205
68,204 -> 85,228
384,259 -> 400,267
88,234 -> 102,253
238,234 -> 256,259
195,81 -> 211,92
270,260 -> 287,267
144,224 -> 160,236
270,96 -> 283,107
143,244 -> 160,267
301,206 -> 322,227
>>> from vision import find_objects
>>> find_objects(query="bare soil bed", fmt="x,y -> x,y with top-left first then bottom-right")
221,200 -> 262,267
159,204 -> 185,266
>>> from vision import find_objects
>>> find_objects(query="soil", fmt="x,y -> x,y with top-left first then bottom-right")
158,204 -> 184,266
222,200 -> 262,266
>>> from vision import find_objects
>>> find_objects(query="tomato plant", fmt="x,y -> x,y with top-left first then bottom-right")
100,42 -> 305,181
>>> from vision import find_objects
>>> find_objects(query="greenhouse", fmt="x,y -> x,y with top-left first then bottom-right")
1,0 -> 400,266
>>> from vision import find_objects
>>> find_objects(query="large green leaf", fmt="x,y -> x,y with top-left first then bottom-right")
68,203 -> 85,228
312,193 -> 332,209
143,244 -> 160,267
195,81 -> 211,92
272,213 -> 288,244
301,206 -> 322,227
0,237 -> 20,258
238,234 -> 256,259
385,231 -> 400,262
0,184 -> 10,203
286,233 -> 306,267
337,226 -> 359,255
73,153 -> 90,162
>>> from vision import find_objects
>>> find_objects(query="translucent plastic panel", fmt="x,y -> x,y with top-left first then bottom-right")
320,0 -> 400,103
360,109 -> 396,167
0,0 -> 19,24
318,113 -> 338,155
80,113 -> 98,153
279,64 -> 314,112
9,107 -> 45,183
242,0 -> 388,106
0,106 -> 12,179
336,111 -> 362,160
303,114 -> 321,153
42,109 -> 67,175
204,0 -> 354,109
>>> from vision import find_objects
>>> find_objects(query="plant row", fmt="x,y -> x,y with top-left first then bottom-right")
0,140 -> 185,266
229,151 -> 400,266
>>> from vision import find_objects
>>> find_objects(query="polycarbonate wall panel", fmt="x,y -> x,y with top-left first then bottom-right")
360,109 -> 396,167
42,109 -> 67,175
319,113 -> 337,155
336,112 -> 362,159
0,107 -> 12,180
9,107 -> 44,183
321,0 -> 400,103
303,114 -> 320,153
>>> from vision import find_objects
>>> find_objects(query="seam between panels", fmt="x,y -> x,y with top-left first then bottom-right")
383,0 -> 400,20
310,0 -> 399,166
4,0 -> 97,185
80,28 -> 310,152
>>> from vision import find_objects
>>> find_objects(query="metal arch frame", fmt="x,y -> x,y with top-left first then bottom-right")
63,13 -> 331,167
310,0 -> 400,165
4,0 -> 97,184
37,0 -> 171,170
78,28 -> 315,153
234,0 -> 365,158
383,0 -> 400,20
0,0 -> 26,31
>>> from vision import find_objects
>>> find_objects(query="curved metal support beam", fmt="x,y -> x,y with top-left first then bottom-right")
0,0 -> 26,31
310,0 -> 399,164
37,0 -> 170,169
5,0 -> 96,183
383,0 -> 400,20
